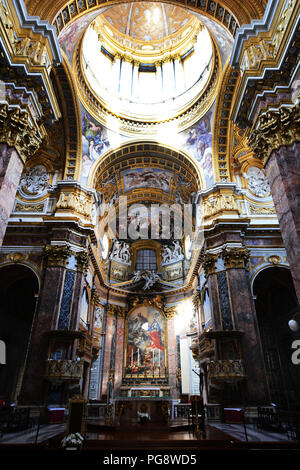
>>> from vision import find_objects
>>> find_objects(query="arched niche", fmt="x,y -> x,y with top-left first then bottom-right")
124,305 -> 167,380
253,266 -> 300,410
0,264 -> 39,403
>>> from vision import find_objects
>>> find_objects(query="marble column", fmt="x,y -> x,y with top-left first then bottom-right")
101,307 -> 115,398
203,250 -> 269,405
222,248 -> 269,405
165,308 -> 178,398
19,245 -> 72,404
174,55 -> 184,95
0,143 -> 24,247
114,312 -> 126,393
265,142 -> 300,303
132,61 -> 140,100
112,54 -> 121,95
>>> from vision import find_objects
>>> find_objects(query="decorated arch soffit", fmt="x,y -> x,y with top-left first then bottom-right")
25,0 -> 267,34
86,141 -> 205,296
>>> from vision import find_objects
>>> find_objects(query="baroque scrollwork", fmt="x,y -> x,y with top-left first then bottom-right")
43,245 -> 72,268
249,103 -> 300,164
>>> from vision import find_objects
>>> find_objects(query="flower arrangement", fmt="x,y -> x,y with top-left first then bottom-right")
61,432 -> 84,450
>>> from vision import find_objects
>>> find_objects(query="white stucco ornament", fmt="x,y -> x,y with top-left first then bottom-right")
246,167 -> 270,197
20,165 -> 50,195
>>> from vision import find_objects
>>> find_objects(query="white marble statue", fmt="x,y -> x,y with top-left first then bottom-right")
110,240 -> 122,260
132,271 -> 142,282
142,271 -> 160,290
131,270 -> 160,289
94,306 -> 104,329
119,242 -> 130,263
162,241 -> 184,264
110,240 -> 131,264
162,245 -> 173,264
172,240 -> 183,259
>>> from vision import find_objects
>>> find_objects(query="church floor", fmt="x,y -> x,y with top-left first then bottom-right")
0,421 -> 296,449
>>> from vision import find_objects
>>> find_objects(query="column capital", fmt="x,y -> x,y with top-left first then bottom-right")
43,244 -> 72,268
91,287 -> 100,305
221,247 -> 250,269
164,306 -> 177,319
202,252 -> 218,276
0,104 -> 42,163
107,304 -> 127,318
75,250 -> 90,275
249,103 -> 300,165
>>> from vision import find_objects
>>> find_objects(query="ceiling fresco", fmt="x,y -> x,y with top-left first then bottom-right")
102,2 -> 191,42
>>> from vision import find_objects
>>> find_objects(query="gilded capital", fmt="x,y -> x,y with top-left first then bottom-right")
221,247 -> 250,269
164,306 -> 177,319
107,304 -> 127,318
202,253 -> 218,276
43,245 -> 72,268
75,251 -> 90,275
249,103 -> 300,165
91,287 -> 100,304
0,104 -> 42,163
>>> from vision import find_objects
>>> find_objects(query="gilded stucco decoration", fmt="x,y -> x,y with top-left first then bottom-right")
249,103 -> 300,165
221,247 -> 250,269
43,244 -> 73,267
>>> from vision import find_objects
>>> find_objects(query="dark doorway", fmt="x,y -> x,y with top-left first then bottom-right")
0,264 -> 39,404
253,267 -> 300,410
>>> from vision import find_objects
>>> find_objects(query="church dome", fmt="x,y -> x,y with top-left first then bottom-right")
79,2 -> 216,130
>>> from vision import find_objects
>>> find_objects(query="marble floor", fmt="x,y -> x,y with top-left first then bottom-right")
0,421 -> 295,448
0,423 -> 66,444
210,422 -> 291,442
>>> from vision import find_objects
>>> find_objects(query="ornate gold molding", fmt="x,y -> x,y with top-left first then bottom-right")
75,251 -> 90,275
221,247 -> 250,269
0,104 -> 42,163
249,204 -> 276,215
43,244 -> 72,267
203,192 -> 240,218
248,103 -> 300,165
